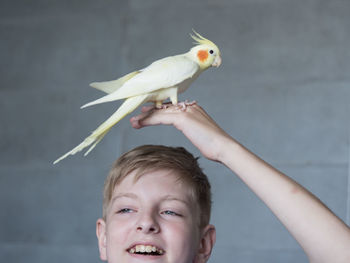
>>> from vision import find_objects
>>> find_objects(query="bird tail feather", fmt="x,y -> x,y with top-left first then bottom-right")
80,91 -> 124,109
53,94 -> 149,164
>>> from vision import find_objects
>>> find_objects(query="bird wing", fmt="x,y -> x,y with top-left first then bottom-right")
90,70 -> 141,94
121,55 -> 199,96
81,55 -> 199,108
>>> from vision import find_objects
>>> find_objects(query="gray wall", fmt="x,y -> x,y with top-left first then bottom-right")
1,0 -> 349,262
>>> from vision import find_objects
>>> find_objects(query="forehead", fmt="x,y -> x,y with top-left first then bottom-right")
112,169 -> 195,200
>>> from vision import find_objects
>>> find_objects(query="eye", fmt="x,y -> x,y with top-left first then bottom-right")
117,208 -> 133,214
162,210 -> 181,216
209,49 -> 214,54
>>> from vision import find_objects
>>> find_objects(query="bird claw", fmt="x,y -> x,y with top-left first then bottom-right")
175,100 -> 197,111
155,100 -> 197,111
160,104 -> 171,109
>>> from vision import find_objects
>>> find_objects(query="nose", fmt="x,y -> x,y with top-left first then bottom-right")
136,212 -> 160,234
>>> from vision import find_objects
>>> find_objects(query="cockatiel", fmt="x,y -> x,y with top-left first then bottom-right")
54,31 -> 221,164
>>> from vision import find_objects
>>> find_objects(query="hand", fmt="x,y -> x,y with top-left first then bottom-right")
130,103 -> 234,162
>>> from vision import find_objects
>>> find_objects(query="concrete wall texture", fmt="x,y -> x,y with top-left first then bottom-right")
1,0 -> 349,262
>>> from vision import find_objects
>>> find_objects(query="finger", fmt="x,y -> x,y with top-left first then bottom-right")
130,107 -> 164,129
131,103 -> 201,129
130,104 -> 172,127
136,108 -> 181,128
141,105 -> 155,113
129,110 -> 152,128
130,118 -> 143,129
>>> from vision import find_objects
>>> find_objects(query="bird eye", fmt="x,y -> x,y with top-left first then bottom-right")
209,50 -> 214,54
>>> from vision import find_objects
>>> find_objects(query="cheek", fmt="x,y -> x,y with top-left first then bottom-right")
197,50 -> 209,62
163,221 -> 200,259
106,219 -> 134,246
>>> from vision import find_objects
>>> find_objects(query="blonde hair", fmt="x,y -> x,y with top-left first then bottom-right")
102,145 -> 212,229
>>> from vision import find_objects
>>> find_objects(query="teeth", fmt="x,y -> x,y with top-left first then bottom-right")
139,245 -> 145,252
129,245 -> 164,255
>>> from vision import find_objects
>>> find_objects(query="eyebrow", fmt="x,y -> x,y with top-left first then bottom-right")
111,193 -> 138,204
111,193 -> 191,207
161,195 -> 192,207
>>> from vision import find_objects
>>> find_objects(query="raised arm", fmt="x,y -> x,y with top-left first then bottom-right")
130,103 -> 350,263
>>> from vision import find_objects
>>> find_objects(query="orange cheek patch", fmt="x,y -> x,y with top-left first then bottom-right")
197,50 -> 208,62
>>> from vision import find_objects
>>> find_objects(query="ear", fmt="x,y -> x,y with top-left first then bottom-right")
194,224 -> 216,263
96,218 -> 108,261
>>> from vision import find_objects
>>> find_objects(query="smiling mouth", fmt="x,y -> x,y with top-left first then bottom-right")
128,245 -> 164,256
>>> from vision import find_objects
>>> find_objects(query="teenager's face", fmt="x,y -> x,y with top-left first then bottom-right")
97,169 -> 213,263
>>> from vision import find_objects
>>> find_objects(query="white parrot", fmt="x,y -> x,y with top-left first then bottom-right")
54,31 -> 221,164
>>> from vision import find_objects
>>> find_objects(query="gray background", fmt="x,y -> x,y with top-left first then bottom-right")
1,0 -> 349,262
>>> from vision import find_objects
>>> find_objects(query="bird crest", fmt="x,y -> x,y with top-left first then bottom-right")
190,30 -> 217,48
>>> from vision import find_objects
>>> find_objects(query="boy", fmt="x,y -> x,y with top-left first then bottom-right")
96,145 -> 215,263
97,103 -> 350,263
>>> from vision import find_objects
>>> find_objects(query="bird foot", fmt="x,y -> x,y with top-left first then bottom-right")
175,100 -> 197,111
156,103 -> 171,109
155,100 -> 197,111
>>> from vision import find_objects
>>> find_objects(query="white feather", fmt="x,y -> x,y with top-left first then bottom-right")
81,55 -> 199,108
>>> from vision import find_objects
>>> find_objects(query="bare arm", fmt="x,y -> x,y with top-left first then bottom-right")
130,104 -> 350,263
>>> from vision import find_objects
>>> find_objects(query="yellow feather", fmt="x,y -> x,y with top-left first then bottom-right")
190,29 -> 218,49
53,94 -> 149,164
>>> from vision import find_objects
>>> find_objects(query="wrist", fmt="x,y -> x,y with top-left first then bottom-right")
214,135 -> 241,165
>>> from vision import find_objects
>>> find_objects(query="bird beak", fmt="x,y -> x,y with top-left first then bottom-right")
212,55 -> 222,67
